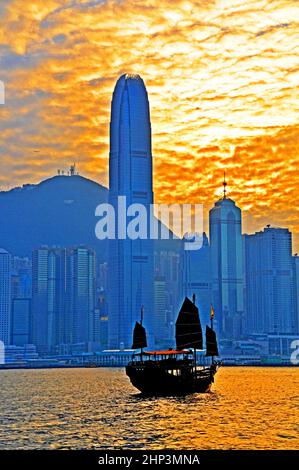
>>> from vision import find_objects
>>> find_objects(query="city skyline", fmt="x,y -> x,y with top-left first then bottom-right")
1,1 -> 299,456
0,0 -> 298,250
0,167 -> 298,251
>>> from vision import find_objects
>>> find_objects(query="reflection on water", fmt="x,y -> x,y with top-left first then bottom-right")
0,367 -> 298,449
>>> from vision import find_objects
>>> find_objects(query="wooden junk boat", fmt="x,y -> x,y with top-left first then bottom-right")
126,295 -> 220,395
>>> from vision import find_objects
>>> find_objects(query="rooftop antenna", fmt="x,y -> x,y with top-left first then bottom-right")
70,163 -> 76,176
140,305 -> 144,326
223,171 -> 227,199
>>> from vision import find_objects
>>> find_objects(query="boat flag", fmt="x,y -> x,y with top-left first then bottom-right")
210,305 -> 215,320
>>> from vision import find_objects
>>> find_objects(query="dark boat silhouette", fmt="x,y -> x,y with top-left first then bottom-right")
126,296 -> 220,395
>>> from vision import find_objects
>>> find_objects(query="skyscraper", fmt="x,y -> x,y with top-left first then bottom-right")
209,179 -> 245,339
108,74 -> 154,348
181,232 -> 211,329
11,256 -> 32,299
245,226 -> 296,335
293,254 -> 299,334
154,241 -> 181,345
32,246 -> 96,354
67,247 -> 96,346
153,277 -> 167,346
0,248 -> 11,346
11,298 -> 31,346
32,247 -> 66,354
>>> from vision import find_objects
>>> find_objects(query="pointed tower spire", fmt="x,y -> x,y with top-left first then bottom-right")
223,171 -> 227,199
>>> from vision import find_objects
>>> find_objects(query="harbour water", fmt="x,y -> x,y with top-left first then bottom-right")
0,367 -> 298,449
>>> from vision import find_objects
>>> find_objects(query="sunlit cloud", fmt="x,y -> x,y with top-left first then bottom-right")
0,0 -> 298,248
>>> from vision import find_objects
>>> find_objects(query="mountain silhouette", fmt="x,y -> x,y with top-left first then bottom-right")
0,174 -> 182,261
0,175 -> 108,260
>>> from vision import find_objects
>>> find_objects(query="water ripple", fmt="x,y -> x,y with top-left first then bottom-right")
0,367 -> 298,449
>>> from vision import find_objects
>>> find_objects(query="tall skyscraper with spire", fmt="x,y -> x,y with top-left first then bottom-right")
209,175 -> 244,339
108,74 -> 154,348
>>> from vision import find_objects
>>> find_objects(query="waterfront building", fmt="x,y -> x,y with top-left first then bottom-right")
293,254 -> 299,334
32,246 -> 96,354
153,276 -> 169,347
0,248 -> 11,345
154,242 -> 181,345
11,256 -> 32,298
244,226 -> 295,335
11,298 -> 31,346
181,232 -> 211,329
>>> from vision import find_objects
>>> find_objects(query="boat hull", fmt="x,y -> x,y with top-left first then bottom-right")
126,363 -> 217,396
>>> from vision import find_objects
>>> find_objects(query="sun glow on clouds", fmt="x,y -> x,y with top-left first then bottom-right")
0,0 -> 298,246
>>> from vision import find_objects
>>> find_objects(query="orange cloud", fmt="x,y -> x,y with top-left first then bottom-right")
0,0 -> 298,248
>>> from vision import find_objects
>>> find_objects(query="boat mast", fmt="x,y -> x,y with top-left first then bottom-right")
210,305 -> 214,365
140,305 -> 144,361
192,294 -> 196,368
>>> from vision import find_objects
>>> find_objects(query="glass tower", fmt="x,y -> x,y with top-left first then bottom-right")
245,226 -> 295,335
293,254 -> 299,334
209,184 -> 245,340
32,246 -> 96,354
108,74 -> 154,348
181,233 -> 211,330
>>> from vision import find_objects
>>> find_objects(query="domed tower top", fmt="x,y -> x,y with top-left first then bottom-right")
109,73 -> 152,197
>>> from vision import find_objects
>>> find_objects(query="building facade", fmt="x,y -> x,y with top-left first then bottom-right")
11,298 -> 31,346
154,241 -> 181,346
108,74 -> 154,348
67,247 -> 96,346
181,232 -> 211,329
209,194 -> 245,340
11,256 -> 32,298
244,226 -> 296,335
32,246 -> 96,354
293,254 -> 299,334
0,248 -> 11,346
32,247 -> 65,354
153,276 -> 168,347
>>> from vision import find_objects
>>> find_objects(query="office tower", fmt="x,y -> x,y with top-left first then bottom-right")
11,256 -> 32,298
153,277 -> 168,347
154,242 -> 181,343
94,291 -> 109,349
209,178 -> 245,339
181,233 -> 211,329
0,248 -> 11,345
293,254 -> 299,334
245,226 -> 295,335
32,247 -> 66,354
32,246 -> 96,354
98,262 -> 108,293
11,298 -> 31,346
108,74 -> 154,348
67,247 -> 96,346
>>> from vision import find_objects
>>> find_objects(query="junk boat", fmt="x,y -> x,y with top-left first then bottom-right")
126,295 -> 220,395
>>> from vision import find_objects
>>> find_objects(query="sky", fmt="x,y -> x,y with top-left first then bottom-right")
0,0 -> 298,248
